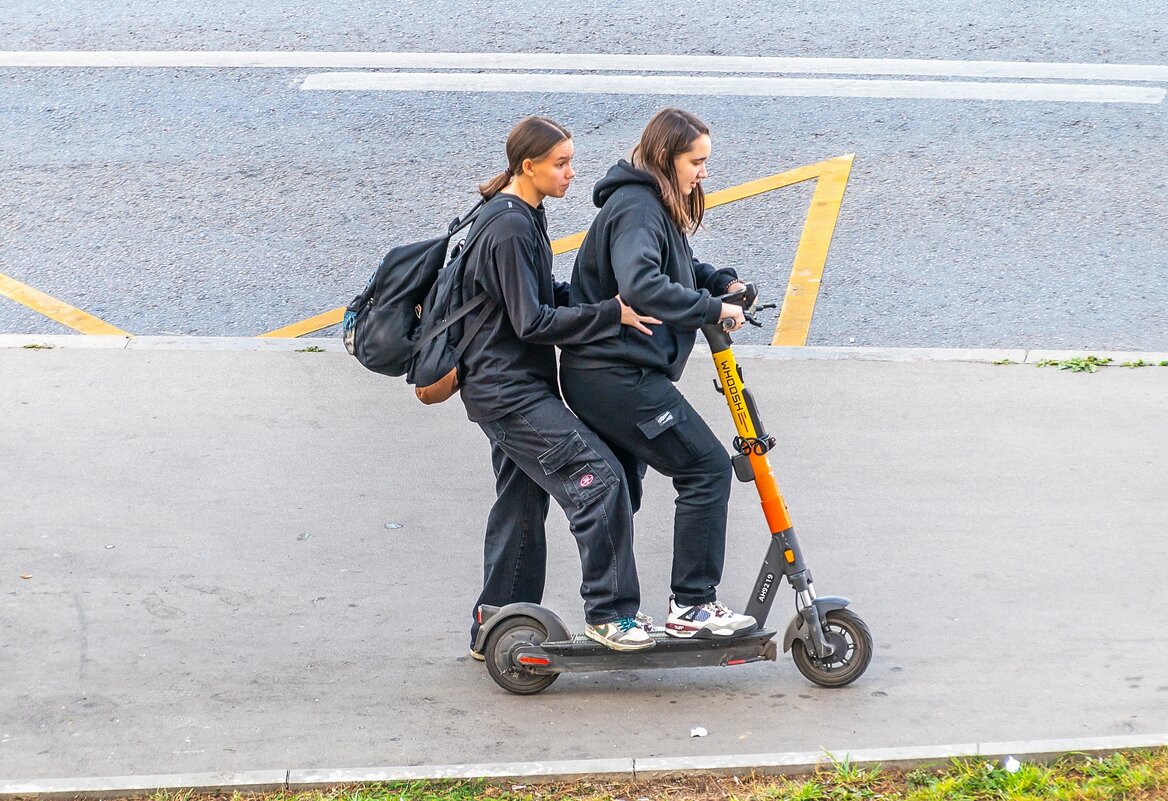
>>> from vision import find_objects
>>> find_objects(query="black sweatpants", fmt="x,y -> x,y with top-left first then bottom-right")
469,393 -> 641,647
560,364 -> 732,606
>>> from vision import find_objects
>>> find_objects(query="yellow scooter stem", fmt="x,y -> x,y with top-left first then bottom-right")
710,344 -> 793,535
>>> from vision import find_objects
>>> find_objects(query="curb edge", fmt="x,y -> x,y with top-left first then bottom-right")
4,734 -> 1167,799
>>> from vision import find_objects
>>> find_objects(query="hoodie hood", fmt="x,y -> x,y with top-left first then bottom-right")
592,159 -> 659,208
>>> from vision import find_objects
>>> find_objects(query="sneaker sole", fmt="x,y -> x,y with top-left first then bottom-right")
584,628 -> 656,652
665,623 -> 758,639
469,649 -> 485,662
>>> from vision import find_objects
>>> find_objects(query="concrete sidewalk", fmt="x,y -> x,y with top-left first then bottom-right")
2,339 -> 1167,785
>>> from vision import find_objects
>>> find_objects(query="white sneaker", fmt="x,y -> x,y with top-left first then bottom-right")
666,597 -> 756,638
585,616 -> 656,651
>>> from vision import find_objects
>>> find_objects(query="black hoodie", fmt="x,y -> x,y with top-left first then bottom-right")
458,192 -> 622,423
561,160 -> 737,381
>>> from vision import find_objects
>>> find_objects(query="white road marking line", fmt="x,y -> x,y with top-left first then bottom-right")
1,51 -> 1166,83
299,72 -> 1165,104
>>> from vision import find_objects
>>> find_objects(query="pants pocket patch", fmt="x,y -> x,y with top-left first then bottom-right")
636,404 -> 687,440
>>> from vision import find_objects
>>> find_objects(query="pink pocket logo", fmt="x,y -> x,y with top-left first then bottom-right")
579,473 -> 595,488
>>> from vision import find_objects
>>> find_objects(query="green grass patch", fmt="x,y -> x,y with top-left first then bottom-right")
136,748 -> 1168,801
21,343 -> 54,349
295,345 -> 326,353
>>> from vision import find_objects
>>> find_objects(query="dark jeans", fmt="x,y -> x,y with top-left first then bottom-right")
469,393 -> 640,647
560,364 -> 732,607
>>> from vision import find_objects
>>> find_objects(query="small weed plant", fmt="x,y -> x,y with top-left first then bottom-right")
1035,355 -> 1112,373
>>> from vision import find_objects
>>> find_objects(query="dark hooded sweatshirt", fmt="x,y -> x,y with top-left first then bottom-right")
560,160 -> 738,381
458,192 -> 622,423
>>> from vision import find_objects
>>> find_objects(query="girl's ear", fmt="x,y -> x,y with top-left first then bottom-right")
521,157 -> 536,178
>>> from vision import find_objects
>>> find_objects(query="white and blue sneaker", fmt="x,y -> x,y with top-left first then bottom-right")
665,596 -> 756,638
634,611 -> 659,633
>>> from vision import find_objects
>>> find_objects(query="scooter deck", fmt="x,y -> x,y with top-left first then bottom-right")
515,628 -> 778,674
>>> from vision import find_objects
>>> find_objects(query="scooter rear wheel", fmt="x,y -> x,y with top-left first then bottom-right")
484,615 -> 559,695
791,608 -> 872,687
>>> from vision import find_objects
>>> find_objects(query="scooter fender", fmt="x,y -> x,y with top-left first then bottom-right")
473,602 -> 572,656
782,596 -> 850,653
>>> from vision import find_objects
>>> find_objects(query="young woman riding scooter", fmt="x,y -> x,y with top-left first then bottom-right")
560,108 -> 756,640
458,116 -> 662,657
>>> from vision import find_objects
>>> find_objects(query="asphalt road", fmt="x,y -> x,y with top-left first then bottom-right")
2,1 -> 1165,61
2,3 -> 1166,347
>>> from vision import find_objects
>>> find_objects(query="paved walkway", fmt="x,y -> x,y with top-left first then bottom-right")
2,338 -> 1167,785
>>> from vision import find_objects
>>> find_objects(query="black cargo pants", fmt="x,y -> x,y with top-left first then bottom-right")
560,364 -> 732,607
469,393 -> 641,647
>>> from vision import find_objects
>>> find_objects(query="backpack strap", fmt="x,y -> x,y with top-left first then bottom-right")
448,196 -> 488,237
411,290 -> 491,354
409,198 -> 515,355
454,293 -> 495,356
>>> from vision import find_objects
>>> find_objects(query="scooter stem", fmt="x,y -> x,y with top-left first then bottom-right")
702,297 -> 822,637
701,323 -> 793,536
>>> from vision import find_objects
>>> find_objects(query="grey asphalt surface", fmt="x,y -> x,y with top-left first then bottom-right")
2,1 -> 1167,347
3,342 -> 1167,781
3,69 -> 1166,348
3,1 -> 1165,61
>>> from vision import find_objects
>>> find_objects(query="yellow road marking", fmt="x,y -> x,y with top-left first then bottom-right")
259,308 -> 345,339
705,160 -> 833,209
0,271 -> 130,336
550,230 -> 586,256
263,155 -> 854,340
772,154 -> 854,346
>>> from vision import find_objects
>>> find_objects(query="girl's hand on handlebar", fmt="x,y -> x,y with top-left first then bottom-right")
719,303 -> 746,332
616,295 -> 662,335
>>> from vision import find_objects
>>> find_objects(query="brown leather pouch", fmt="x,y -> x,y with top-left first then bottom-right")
415,368 -> 460,405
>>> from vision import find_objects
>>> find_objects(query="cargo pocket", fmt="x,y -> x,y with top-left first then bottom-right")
538,431 -> 618,509
636,404 -> 687,440
637,403 -> 703,460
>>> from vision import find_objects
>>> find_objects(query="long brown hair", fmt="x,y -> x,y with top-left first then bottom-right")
631,108 -> 709,233
478,116 -> 573,199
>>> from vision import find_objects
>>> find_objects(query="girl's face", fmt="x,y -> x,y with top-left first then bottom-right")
673,133 -> 711,196
524,139 -> 577,199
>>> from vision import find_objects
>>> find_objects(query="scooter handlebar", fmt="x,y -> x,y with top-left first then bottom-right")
720,282 -> 759,310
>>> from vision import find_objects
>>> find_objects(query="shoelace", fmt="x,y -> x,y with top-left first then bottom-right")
615,616 -> 639,632
708,601 -> 735,617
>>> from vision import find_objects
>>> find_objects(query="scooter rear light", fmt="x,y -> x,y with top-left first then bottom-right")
517,655 -> 551,666
727,658 -> 748,665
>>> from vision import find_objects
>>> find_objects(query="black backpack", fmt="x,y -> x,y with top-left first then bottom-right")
343,199 -> 506,402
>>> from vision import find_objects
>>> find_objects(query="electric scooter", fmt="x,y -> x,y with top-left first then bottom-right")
473,284 -> 872,694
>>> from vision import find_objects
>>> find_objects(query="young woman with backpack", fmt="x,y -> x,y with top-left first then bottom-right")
458,116 -> 662,657
559,108 -> 757,640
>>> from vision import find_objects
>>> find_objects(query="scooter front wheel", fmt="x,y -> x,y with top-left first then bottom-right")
791,608 -> 872,687
484,615 -> 559,695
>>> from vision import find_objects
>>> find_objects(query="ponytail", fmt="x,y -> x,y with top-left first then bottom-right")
478,117 -> 571,199
477,167 -> 513,199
